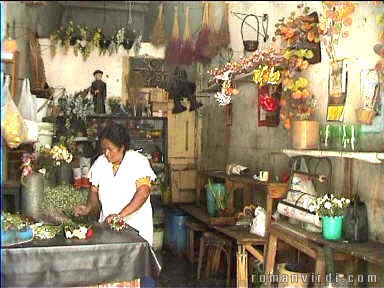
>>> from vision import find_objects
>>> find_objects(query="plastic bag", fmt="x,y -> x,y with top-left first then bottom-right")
1,75 -> 28,148
250,206 -> 266,236
18,78 -> 37,121
343,195 -> 368,243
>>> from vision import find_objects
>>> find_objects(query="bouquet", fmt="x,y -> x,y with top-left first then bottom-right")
20,145 -> 56,178
64,220 -> 93,239
50,145 -> 73,167
109,215 -> 130,231
315,194 -> 350,217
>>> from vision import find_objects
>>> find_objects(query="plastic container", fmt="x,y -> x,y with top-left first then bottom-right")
165,208 -> 187,254
37,122 -> 54,148
322,216 -> 343,240
206,183 -> 226,217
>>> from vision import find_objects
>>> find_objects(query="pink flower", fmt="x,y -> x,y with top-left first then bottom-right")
22,166 -> 33,177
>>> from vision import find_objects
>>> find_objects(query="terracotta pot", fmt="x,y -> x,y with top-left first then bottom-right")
356,108 -> 377,125
291,120 -> 320,150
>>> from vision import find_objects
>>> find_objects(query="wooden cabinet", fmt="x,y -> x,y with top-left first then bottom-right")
167,103 -> 198,163
170,164 -> 197,203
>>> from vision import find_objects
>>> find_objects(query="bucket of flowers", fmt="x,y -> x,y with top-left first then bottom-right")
50,144 -> 74,185
315,194 -> 350,240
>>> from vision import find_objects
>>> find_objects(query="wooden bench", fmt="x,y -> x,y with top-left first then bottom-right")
265,221 -> 384,287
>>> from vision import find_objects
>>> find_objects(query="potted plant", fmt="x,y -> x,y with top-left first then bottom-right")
207,180 -> 231,217
315,194 -> 350,240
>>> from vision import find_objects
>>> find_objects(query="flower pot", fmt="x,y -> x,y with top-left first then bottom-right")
56,164 -> 73,185
322,215 -> 343,240
21,172 -> 44,218
356,108 -> 377,125
291,120 -> 319,150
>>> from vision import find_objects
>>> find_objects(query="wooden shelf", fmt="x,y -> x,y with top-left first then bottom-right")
282,149 -> 384,164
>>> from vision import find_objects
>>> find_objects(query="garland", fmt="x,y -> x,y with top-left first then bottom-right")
50,21 -> 138,59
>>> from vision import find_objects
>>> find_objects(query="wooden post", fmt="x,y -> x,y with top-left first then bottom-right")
237,245 -> 248,288
265,233 -> 277,286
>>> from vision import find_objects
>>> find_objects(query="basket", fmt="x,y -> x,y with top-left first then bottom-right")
267,183 -> 289,199
356,108 -> 377,125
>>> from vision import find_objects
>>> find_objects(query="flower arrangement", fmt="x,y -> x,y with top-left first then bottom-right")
318,1 -> 356,62
315,194 -> 350,217
274,5 -> 319,129
109,215 -> 131,231
20,145 -> 56,178
64,220 -> 93,239
252,65 -> 281,86
50,145 -> 73,166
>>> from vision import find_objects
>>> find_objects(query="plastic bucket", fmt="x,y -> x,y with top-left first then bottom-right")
206,183 -> 225,216
174,214 -> 187,255
322,216 -> 343,240
165,208 -> 185,248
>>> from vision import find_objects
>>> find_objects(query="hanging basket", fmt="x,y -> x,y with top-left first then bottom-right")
241,14 -> 259,52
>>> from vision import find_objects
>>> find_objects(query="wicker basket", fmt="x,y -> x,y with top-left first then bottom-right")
267,183 -> 289,199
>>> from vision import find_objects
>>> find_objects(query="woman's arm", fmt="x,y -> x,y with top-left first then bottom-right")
104,181 -> 151,224
75,185 -> 100,216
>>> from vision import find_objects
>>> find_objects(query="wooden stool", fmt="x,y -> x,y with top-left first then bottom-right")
185,221 -> 207,263
197,231 -> 232,286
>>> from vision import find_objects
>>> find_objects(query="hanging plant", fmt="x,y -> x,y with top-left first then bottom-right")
123,28 -> 137,50
98,32 -> 111,55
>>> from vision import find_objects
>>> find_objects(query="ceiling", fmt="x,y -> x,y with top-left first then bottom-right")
53,1 -> 157,12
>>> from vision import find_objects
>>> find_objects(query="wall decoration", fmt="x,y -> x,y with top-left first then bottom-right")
327,59 -> 348,121
258,84 -> 282,127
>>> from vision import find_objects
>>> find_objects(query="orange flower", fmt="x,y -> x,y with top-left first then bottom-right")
301,89 -> 311,98
342,31 -> 349,38
343,17 -> 352,26
280,98 -> 287,107
291,91 -> 302,99
301,22 -> 312,31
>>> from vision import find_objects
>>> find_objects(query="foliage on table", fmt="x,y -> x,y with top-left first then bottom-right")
30,222 -> 62,240
1,212 -> 30,231
50,21 -> 138,59
63,219 -> 93,239
315,194 -> 350,217
40,185 -> 88,223
20,144 -> 57,179
318,1 -> 356,63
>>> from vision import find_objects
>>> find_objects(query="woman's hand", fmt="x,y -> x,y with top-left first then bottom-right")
104,214 -> 119,225
75,205 -> 91,216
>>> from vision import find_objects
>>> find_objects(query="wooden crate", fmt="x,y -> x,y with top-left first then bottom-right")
170,165 -> 197,203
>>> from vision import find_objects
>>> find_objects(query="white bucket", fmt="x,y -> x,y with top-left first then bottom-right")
153,229 -> 164,251
37,122 -> 54,148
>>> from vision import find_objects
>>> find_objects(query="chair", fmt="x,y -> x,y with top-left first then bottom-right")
197,231 -> 233,287
185,221 -> 207,263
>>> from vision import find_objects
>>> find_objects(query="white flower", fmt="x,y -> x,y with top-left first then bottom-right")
324,202 -> 332,209
65,231 -> 72,238
346,199 -> 350,204
79,226 -> 88,234
44,144 -> 51,149
38,168 -> 46,176
309,205 -> 315,213
56,161 -> 61,166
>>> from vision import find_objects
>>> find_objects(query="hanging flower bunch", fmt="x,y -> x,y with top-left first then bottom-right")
50,22 -> 137,59
374,13 -> 384,83
318,1 -> 356,62
50,145 -> 73,166
315,194 -> 350,217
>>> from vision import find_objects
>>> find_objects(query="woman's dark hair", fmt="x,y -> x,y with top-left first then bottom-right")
99,121 -> 130,150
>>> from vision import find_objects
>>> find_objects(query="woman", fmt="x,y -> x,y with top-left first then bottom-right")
75,121 -> 156,245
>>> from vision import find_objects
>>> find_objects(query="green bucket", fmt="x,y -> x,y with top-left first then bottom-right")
322,216 -> 343,240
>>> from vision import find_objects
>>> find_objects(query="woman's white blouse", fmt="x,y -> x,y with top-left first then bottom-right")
88,150 -> 157,245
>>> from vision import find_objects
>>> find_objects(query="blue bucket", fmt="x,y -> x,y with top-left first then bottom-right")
165,208 -> 187,254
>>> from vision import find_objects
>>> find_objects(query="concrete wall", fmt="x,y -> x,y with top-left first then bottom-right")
197,1 -> 384,241
4,2 -> 63,102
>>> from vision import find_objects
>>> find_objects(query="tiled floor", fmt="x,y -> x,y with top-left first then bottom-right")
156,249 -> 229,288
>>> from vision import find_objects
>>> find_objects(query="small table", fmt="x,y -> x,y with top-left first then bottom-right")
2,224 -> 161,287
265,221 -> 384,287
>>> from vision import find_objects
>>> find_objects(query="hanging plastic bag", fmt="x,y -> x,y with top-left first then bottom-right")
343,195 -> 368,243
18,78 -> 38,121
1,75 -> 28,148
250,206 -> 266,236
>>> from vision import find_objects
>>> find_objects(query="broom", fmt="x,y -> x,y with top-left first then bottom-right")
180,6 -> 195,65
165,6 -> 182,65
151,3 -> 167,47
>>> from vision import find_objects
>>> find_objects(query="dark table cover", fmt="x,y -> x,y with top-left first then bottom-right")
2,223 -> 161,287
